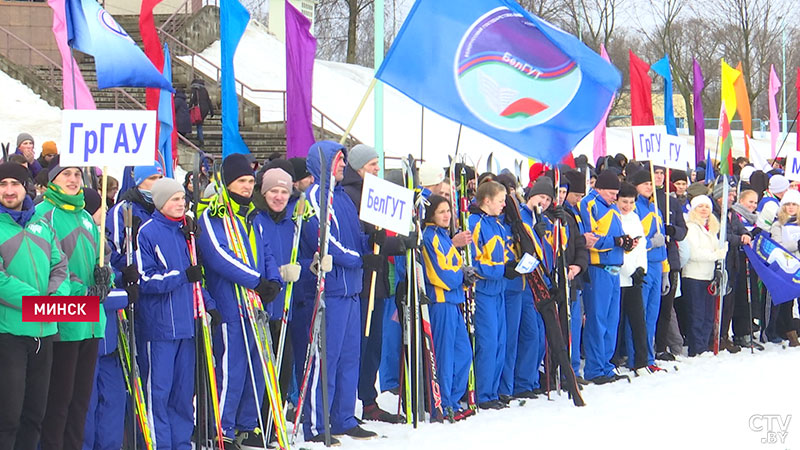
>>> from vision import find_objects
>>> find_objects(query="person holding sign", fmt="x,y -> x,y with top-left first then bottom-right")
0,163 -> 70,450
579,170 -> 634,385
36,156 -> 114,450
421,194 -> 475,421
340,144 -> 408,424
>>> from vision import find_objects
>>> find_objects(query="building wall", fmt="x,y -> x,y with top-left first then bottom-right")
0,1 -> 59,66
267,0 -> 314,42
103,0 -> 192,16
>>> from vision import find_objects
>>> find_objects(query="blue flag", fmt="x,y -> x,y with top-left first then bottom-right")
158,43 -> 174,178
704,149 -> 714,185
375,0 -> 621,164
743,234 -> 800,305
651,55 -> 677,136
220,0 -> 250,157
65,0 -> 172,90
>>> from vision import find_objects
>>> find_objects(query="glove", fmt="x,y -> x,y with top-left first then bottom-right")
124,284 -> 138,305
534,221 -> 548,238
631,267 -> 646,288
87,283 -> 110,303
552,206 -> 571,223
310,252 -> 333,276
712,262 -> 723,287
714,247 -> 728,260
369,229 -> 387,247
400,232 -> 420,250
661,272 -> 671,296
185,265 -> 203,283
207,308 -> 222,329
94,265 -> 113,287
363,254 -> 383,272
462,265 -> 479,287
503,260 -> 521,280
254,279 -> 281,305
751,226 -> 763,236
122,264 -> 139,285
665,224 -> 677,237
279,263 -> 301,283
615,235 -> 635,252
131,216 -> 142,251
181,216 -> 198,240
651,232 -> 666,248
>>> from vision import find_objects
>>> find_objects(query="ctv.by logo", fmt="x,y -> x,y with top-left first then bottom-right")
749,414 -> 791,444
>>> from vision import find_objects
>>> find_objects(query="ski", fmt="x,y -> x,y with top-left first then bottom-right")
713,175 -> 730,355
457,160 -> 478,412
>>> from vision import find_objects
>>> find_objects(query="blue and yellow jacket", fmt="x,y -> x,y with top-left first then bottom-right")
502,217 -> 524,293
566,202 -> 586,234
520,204 -> 552,288
579,189 -> 624,266
468,205 -> 507,295
421,224 -> 465,304
635,194 -> 668,267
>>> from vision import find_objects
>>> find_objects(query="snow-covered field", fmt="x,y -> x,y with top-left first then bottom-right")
315,345 -> 799,450
0,70 -> 62,149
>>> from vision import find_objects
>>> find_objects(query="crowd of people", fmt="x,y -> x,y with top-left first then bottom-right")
0,131 -> 797,450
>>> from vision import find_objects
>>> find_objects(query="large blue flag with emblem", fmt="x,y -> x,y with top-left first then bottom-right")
375,0 -> 621,164
65,0 -> 172,90
743,234 -> 800,305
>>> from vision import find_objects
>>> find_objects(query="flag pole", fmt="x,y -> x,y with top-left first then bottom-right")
374,0 -> 384,176
98,166 -> 109,266
339,78 -> 377,146
773,109 -> 800,161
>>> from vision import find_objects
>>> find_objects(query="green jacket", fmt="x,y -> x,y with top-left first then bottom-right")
34,186 -> 111,341
0,207 -> 70,337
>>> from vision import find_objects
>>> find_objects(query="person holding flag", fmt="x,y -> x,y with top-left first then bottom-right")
36,157 -> 114,450
197,154 -> 283,449
766,190 -> 800,347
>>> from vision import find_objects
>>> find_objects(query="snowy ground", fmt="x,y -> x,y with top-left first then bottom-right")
292,344 -> 800,450
0,70 -> 62,150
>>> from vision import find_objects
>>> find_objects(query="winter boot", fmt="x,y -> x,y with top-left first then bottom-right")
238,428 -> 265,449
786,330 -> 800,347
655,351 -> 676,361
362,403 -> 403,424
453,408 -> 476,422
308,434 -> 342,446
733,335 -> 765,351
335,425 -> 378,440
720,337 -> 741,353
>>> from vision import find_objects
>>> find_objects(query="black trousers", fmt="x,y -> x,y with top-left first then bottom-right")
731,259 -> 759,338
616,286 -> 649,369
655,271 -> 679,352
0,333 -> 54,450
41,339 -> 99,450
775,300 -> 797,337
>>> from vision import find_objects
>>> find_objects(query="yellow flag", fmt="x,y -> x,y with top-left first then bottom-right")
721,59 -> 741,123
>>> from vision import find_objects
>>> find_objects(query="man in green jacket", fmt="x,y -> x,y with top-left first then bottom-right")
35,156 -> 113,450
0,162 -> 70,450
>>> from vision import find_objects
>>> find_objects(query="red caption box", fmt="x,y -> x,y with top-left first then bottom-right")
22,296 -> 100,322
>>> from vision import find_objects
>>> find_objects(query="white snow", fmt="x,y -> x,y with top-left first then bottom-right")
304,345 -> 800,449
0,70 -> 62,153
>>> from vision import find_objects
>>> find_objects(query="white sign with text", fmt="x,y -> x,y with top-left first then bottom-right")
359,173 -> 414,236
632,126 -> 695,170
61,110 -> 157,167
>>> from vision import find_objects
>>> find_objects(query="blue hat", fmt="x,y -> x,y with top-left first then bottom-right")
134,164 -> 163,187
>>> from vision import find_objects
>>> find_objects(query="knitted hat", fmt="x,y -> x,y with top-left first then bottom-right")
0,162 -> 30,184
263,159 -> 296,182
419,162 -> 444,186
16,132 -> 33,148
617,182 -> 637,199
222,153 -> 253,186
261,168 -> 293,195
528,162 -> 545,184
595,170 -> 620,190
739,166 -> 755,183
528,176 -> 554,199
712,181 -> 725,200
347,144 -> 378,170
690,195 -> 712,210
769,174 -> 790,194
47,155 -> 77,182
83,188 -> 102,215
780,189 -> 800,207
41,141 -> 58,156
563,170 -> 586,194
670,169 -> 688,183
151,178 -> 184,211
629,169 -> 651,186
133,164 -> 163,187
686,182 -> 710,199
289,157 -> 310,181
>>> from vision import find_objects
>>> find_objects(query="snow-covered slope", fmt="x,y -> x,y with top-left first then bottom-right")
0,70 -> 62,152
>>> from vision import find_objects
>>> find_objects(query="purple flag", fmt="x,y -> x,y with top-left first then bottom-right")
693,59 -> 705,165
285,0 -> 316,158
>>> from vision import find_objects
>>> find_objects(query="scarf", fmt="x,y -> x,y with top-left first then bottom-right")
731,203 -> 757,225
44,183 -> 84,211
0,196 -> 35,226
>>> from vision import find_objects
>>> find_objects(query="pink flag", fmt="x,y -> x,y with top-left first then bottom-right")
47,0 -> 95,110
769,64 -> 780,159
592,44 -> 612,163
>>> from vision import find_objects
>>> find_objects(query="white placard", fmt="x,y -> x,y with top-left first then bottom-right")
515,252 -> 540,274
786,152 -> 800,182
359,173 -> 414,236
783,226 -> 800,246
632,125 -> 668,164
661,134 -> 696,170
61,110 -> 157,167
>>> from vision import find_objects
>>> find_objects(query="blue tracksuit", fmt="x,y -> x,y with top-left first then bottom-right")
565,202 -> 584,375
197,197 -> 282,439
421,225 -> 472,412
106,189 -> 156,274
631,194 -> 669,367
299,141 -> 368,439
379,258 -> 403,393
83,290 -> 127,450
135,211 -> 201,449
500,208 -> 545,395
579,189 -> 624,380
468,206 -> 507,403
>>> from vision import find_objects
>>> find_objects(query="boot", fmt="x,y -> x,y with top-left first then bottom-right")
720,337 -> 741,354
362,403 -> 403,424
785,330 -> 800,347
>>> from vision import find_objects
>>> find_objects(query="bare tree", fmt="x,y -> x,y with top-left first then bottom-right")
560,0 -> 625,51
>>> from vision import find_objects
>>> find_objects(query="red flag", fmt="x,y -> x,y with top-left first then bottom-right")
629,50 -> 654,126
560,152 -> 576,168
140,0 -> 166,111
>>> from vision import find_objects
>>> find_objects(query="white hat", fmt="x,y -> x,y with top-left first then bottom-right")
740,166 -> 755,183
780,189 -> 800,207
690,195 -> 712,210
418,162 -> 444,187
769,175 -> 790,194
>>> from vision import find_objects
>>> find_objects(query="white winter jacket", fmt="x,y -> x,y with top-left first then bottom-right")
619,211 -> 647,288
770,220 -> 800,258
682,221 -> 726,281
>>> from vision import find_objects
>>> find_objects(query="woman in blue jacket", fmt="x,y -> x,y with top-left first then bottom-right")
421,195 -> 475,422
467,180 -> 508,410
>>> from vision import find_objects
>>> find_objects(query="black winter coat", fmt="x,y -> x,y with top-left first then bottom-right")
656,187 -> 688,272
174,90 -> 192,135
189,80 -> 214,122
